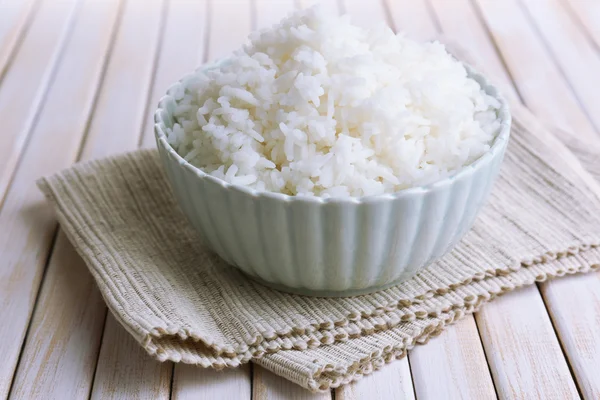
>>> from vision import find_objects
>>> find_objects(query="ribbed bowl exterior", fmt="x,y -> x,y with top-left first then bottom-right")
154,66 -> 511,296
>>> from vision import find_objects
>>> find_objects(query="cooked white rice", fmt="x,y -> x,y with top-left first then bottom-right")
164,6 -> 501,198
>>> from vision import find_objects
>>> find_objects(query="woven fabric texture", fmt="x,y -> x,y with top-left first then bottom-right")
37,100 -> 600,391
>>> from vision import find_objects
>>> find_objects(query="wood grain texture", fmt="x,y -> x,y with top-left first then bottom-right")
409,318 -> 496,400
171,364 -> 251,400
5,1 -> 123,398
474,0 -> 597,140
476,286 -> 580,400
140,0 -> 207,148
335,359 -> 414,400
91,315 -> 173,400
0,0 -> 122,397
520,0 -> 600,132
9,233 -> 108,400
471,1 -> 600,398
540,274 -> 600,399
2,0 -> 600,398
561,0 -> 600,48
382,2 -> 498,398
515,102 -> 600,399
427,0 -> 518,99
253,366 -> 331,400
514,3 -> 600,399
74,0 -> 173,398
162,2 -> 254,398
0,0 -> 37,79
79,0 -> 165,160
512,96 -> 600,400
428,2 -> 598,398
0,0 -> 79,208
207,0 -> 252,61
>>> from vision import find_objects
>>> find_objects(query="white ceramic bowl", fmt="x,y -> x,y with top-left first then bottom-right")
154,65 -> 511,297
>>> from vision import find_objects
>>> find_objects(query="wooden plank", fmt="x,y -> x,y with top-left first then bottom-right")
69,0 -> 174,398
476,286 -> 580,399
408,318 -> 496,400
335,359 -> 414,400
140,0 -> 207,148
467,1 -> 600,398
427,0 -> 518,99
91,315 -> 173,400
9,234 -> 108,400
78,0 -> 165,160
4,1 -> 123,399
0,0 -> 79,208
384,0 -> 439,40
430,2 -> 599,398
473,0 -> 597,140
0,0 -> 37,79
520,0 -> 600,132
514,96 -> 600,400
509,95 -> 600,399
253,366 -> 331,400
539,274 -> 600,399
206,0 -> 252,61
0,0 -> 111,397
377,2 -> 498,398
511,84 -> 600,400
562,0 -> 600,48
7,0 -> 178,396
511,3 -> 600,398
141,2 -> 254,396
3,2 -> 597,400
172,364 -> 251,400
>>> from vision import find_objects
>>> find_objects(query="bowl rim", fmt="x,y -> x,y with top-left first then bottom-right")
154,63 -> 511,205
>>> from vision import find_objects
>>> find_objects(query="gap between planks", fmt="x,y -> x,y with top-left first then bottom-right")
457,0 -> 600,398
385,0 -> 499,398
3,0 -> 600,398
0,0 -> 106,397
66,0 -> 174,397
561,0 -> 600,51
0,0 -> 39,83
0,0 -> 81,211
4,0 -> 172,398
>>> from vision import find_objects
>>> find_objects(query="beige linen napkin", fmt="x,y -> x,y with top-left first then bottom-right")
37,100 -> 600,391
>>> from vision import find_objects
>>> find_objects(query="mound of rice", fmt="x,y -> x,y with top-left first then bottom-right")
164,6 -> 501,198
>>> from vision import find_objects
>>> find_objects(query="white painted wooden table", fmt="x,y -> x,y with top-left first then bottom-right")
2,0 -> 600,398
